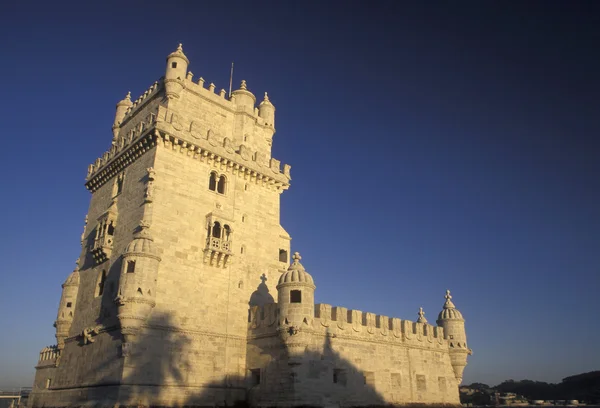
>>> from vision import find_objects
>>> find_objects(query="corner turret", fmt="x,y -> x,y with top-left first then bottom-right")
54,266 -> 80,350
115,222 -> 161,343
231,80 -> 256,114
277,252 -> 315,328
436,290 -> 471,383
258,92 -> 275,128
164,43 -> 189,99
112,92 -> 132,140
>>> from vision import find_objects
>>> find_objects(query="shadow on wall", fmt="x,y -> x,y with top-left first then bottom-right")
248,273 -> 274,308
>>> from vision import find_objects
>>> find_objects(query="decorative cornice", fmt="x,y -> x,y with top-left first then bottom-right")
85,130 -> 157,193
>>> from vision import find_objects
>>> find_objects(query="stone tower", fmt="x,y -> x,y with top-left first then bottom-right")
29,44 -> 292,407
30,43 -> 471,408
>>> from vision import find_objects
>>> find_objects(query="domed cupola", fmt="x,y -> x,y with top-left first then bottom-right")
258,92 -> 275,128
116,222 -> 161,344
277,252 -> 316,327
54,266 -> 81,350
124,224 -> 159,256
437,290 -> 464,321
436,290 -> 471,384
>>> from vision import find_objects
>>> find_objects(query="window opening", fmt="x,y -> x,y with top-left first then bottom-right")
209,172 -> 217,191
97,270 -> 106,296
212,222 -> 221,238
107,221 -> 115,236
171,62 -> 177,68
217,175 -> 226,194
364,371 -> 375,386
334,369 -> 347,385
290,290 -> 301,303
279,249 -> 288,263
66,302 -> 72,308
250,369 -> 261,385
127,260 -> 136,273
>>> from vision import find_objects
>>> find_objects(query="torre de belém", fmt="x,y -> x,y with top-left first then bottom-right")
29,44 -> 472,408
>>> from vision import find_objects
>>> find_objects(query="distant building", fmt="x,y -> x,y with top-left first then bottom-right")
29,44 -> 472,407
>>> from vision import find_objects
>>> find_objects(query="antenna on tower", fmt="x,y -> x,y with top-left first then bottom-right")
228,62 -> 234,99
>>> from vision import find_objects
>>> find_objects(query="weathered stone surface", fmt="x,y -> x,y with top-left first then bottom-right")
29,44 -> 470,408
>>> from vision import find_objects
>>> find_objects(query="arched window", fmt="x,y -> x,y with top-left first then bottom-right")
217,175 -> 226,194
290,290 -> 301,303
209,172 -> 218,191
212,222 -> 221,238
223,225 -> 231,241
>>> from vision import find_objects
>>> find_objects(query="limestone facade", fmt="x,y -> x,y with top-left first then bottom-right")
29,44 -> 471,408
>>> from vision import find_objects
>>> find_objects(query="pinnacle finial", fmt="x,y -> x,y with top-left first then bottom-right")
177,43 -> 183,52
417,307 -> 428,323
264,92 -> 270,102
240,80 -> 247,90
125,91 -> 131,100
443,289 -> 456,309
292,252 -> 301,263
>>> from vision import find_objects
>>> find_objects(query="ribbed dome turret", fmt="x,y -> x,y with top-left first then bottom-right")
116,92 -> 133,108
125,223 -> 159,257
166,43 -> 189,64
278,252 -> 315,288
63,268 -> 80,287
437,290 -> 464,321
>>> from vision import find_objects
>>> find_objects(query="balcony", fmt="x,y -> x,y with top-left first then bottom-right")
91,232 -> 113,264
203,237 -> 232,268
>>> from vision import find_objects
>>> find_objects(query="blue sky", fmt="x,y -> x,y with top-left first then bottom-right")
0,1 -> 599,388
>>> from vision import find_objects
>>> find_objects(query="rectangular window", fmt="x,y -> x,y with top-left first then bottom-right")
279,249 -> 288,263
250,369 -> 261,385
438,376 -> 447,393
364,371 -> 375,386
333,369 -> 347,386
290,290 -> 301,303
66,302 -> 72,308
127,260 -> 136,273
391,373 -> 401,388
416,374 -> 427,391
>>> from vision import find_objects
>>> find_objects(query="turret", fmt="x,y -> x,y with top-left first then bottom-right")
54,266 -> 80,350
164,43 -> 189,99
231,80 -> 256,114
258,92 -> 275,128
277,252 -> 315,328
436,290 -> 471,383
115,222 -> 161,343
112,92 -> 132,140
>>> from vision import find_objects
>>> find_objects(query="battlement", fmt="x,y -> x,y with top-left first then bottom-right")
249,302 -> 447,348
36,345 -> 59,368
121,80 -> 161,125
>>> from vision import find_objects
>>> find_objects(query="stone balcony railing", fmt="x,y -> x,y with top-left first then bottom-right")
203,237 -> 232,268
91,233 -> 113,264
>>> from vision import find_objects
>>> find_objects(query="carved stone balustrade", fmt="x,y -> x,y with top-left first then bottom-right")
203,237 -> 232,268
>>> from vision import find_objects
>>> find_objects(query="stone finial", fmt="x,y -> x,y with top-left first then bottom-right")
443,289 -> 456,309
240,80 -> 247,90
417,307 -> 428,323
264,92 -> 270,102
177,43 -> 183,52
125,91 -> 131,100
292,252 -> 301,264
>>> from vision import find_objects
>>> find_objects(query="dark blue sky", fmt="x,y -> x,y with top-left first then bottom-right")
0,1 -> 598,388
